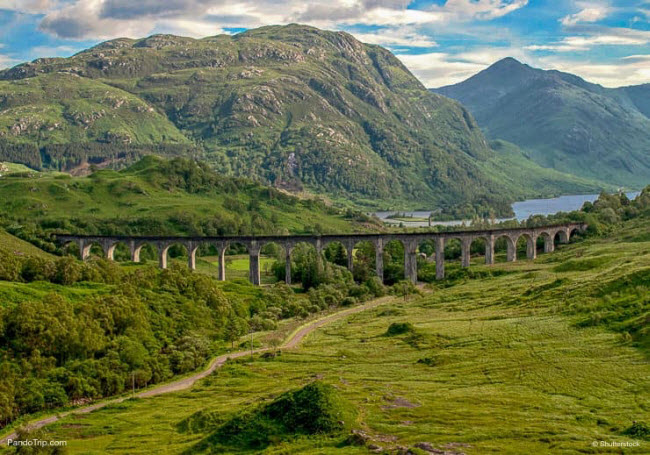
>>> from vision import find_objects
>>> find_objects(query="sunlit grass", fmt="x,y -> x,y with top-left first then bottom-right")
27,222 -> 650,454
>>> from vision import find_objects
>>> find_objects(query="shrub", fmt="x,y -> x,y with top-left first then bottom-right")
209,381 -> 356,450
623,421 -> 650,440
386,322 -> 415,336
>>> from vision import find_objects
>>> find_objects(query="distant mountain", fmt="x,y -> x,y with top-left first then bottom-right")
433,58 -> 650,188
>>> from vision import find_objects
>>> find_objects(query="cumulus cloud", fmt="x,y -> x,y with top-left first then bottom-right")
538,55 -> 650,87
352,27 -> 437,48
33,0 -> 528,40
560,6 -> 610,26
39,0 -> 154,39
526,27 -> 650,52
0,0 -> 60,14
396,46 -> 530,88
428,0 -> 529,22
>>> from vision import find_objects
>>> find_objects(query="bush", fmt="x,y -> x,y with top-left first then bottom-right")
386,322 -> 415,336
210,381 -> 356,450
623,421 -> 650,440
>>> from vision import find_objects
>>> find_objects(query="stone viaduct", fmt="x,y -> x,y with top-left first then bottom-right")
56,223 -> 586,285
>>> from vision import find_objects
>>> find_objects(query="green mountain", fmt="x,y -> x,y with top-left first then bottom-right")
0,27 -> 548,214
433,57 -> 650,189
0,27 -> 608,214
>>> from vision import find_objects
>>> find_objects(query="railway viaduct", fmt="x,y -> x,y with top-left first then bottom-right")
56,223 -> 587,285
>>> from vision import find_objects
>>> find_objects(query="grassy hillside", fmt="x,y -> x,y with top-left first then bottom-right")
0,25 -> 540,215
0,74 -> 188,146
0,156 -> 377,252
0,229 -> 53,259
0,162 -> 35,174
479,140 -> 616,197
434,58 -> 650,189
14,215 -> 649,454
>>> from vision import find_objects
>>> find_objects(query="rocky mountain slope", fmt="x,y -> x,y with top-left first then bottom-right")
433,58 -> 650,188
0,27 -> 605,213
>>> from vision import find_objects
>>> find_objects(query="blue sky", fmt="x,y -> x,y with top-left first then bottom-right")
0,0 -> 649,87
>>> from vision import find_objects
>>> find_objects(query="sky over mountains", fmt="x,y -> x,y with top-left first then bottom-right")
0,0 -> 649,87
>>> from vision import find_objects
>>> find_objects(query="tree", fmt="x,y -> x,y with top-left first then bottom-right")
224,313 -> 247,349
324,242 -> 347,267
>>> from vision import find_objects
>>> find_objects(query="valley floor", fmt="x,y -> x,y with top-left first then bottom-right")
3,225 -> 649,454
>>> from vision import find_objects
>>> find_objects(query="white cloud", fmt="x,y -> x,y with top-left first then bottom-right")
538,55 -> 650,87
33,0 -> 528,40
397,52 -> 485,88
429,0 -> 529,22
0,0 -> 60,14
352,26 -> 437,48
526,27 -> 650,52
621,54 -> 650,62
29,44 -> 79,57
0,53 -> 20,69
560,6 -> 610,26
153,19 -> 229,38
396,46 -> 530,87
37,0 -> 147,39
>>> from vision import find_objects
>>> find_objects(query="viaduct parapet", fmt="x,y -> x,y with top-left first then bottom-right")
56,223 -> 587,285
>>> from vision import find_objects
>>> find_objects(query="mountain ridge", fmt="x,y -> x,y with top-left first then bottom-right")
0,27 -> 608,214
433,57 -> 650,188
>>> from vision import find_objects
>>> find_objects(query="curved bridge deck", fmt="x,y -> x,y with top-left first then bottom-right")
57,223 -> 586,285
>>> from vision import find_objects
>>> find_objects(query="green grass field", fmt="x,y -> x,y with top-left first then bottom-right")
0,229 -> 53,259
13,220 -> 647,454
0,162 -> 37,174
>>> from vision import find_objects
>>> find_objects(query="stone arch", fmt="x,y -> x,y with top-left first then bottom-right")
80,240 -> 105,261
468,236 -> 488,266
220,241 -> 250,281
257,240 -> 284,284
351,239 -> 376,282
568,226 -> 580,241
286,241 -> 321,288
322,240 -> 349,268
61,240 -> 81,258
417,238 -> 436,262
515,232 -> 537,260
106,240 -> 130,262
382,239 -> 405,285
538,231 -> 554,253
132,241 -> 158,264
159,242 -> 190,270
554,228 -> 569,245
494,234 -> 517,262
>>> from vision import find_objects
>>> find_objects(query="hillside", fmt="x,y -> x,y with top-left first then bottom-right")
0,25 -> 598,215
0,228 -> 53,259
479,140 -> 613,198
434,58 -> 650,188
0,156 -> 377,252
13,204 -> 649,454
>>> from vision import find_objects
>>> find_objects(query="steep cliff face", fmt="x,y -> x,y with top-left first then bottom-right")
0,25 -> 512,213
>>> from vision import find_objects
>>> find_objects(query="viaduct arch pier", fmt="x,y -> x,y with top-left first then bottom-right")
56,223 -> 586,285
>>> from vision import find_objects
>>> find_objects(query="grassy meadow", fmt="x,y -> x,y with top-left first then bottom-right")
13,218 -> 648,454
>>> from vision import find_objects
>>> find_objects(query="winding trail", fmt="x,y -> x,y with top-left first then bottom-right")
1,295 -> 395,444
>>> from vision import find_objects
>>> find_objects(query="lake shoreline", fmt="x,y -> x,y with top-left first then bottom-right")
375,191 -> 641,227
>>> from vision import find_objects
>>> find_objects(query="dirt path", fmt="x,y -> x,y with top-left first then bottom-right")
1,295 -> 395,444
